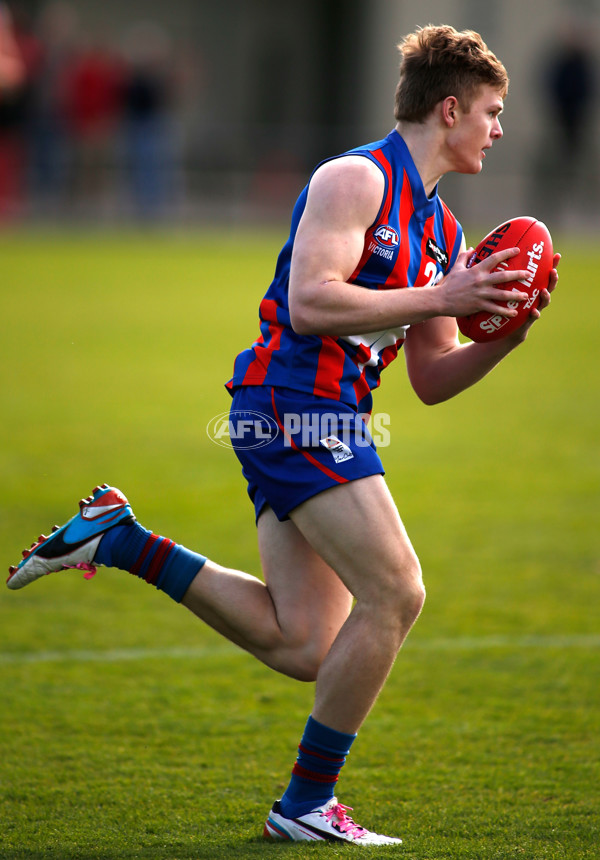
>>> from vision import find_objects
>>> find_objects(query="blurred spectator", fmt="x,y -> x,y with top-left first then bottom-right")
120,21 -> 176,219
0,3 -> 27,219
544,23 -> 596,161
62,35 -> 124,210
26,1 -> 79,213
533,19 -> 598,224
0,2 -> 24,89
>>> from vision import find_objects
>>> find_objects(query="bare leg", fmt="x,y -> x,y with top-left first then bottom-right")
181,507 -> 353,681
182,474 -> 423,735
290,475 -> 425,733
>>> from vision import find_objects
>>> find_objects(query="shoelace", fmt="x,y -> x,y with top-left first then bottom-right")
62,562 -> 97,580
322,804 -> 368,839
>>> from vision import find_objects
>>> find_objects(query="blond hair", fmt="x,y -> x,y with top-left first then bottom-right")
394,24 -> 509,123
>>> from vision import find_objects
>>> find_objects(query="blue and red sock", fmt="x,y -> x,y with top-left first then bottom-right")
279,715 -> 357,819
94,522 -> 205,602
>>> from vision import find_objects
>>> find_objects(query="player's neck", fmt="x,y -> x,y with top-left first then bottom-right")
394,120 -> 447,197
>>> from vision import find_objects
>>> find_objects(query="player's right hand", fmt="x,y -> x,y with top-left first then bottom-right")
437,246 -> 531,319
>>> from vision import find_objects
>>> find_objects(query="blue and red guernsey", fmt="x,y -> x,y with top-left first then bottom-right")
227,130 -> 463,414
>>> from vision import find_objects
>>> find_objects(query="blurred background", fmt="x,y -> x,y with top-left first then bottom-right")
1,8 -> 599,855
0,0 -> 598,231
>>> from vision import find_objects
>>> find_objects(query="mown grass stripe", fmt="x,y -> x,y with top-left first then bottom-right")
1,634 -> 599,665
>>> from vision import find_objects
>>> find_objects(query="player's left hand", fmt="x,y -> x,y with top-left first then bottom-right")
506,252 -> 560,344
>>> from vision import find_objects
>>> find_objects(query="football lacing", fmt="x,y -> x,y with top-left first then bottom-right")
322,803 -> 368,839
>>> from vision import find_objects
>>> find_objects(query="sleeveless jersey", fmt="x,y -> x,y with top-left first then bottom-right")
226,129 -> 464,414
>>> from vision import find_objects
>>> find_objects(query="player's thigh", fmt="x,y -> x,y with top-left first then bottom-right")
257,505 -> 353,648
289,474 -> 423,607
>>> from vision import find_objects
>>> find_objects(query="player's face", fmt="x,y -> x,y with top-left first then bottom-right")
447,85 -> 504,174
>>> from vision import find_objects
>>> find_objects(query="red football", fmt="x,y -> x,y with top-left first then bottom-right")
457,216 -> 554,342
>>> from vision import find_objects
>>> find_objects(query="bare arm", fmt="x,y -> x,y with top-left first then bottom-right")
288,155 -> 560,405
288,157 -> 532,337
404,251 -> 561,405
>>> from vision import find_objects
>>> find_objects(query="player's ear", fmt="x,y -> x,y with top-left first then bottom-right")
441,96 -> 459,126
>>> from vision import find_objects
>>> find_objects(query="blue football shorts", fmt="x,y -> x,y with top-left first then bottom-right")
228,385 -> 385,522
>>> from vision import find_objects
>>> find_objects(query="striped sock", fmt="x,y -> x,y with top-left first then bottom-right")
279,715 -> 357,819
94,523 -> 205,603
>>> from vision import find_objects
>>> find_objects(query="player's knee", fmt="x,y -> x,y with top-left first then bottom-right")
291,654 -> 322,683
382,557 -> 426,630
401,577 -> 426,627
282,641 -> 327,682
266,624 -> 334,682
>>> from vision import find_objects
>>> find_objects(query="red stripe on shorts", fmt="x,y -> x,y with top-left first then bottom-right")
270,388 -> 349,485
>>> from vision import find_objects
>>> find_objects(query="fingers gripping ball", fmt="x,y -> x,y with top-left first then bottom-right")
458,216 -> 554,342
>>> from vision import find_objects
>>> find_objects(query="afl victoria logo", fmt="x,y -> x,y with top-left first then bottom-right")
373,225 -> 399,248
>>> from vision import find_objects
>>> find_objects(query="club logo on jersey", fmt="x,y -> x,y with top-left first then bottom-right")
373,225 -> 399,248
426,237 -> 449,269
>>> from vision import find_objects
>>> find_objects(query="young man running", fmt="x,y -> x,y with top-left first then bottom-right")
7,25 -> 559,846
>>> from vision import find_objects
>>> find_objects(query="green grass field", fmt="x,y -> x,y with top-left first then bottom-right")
0,229 -> 598,859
